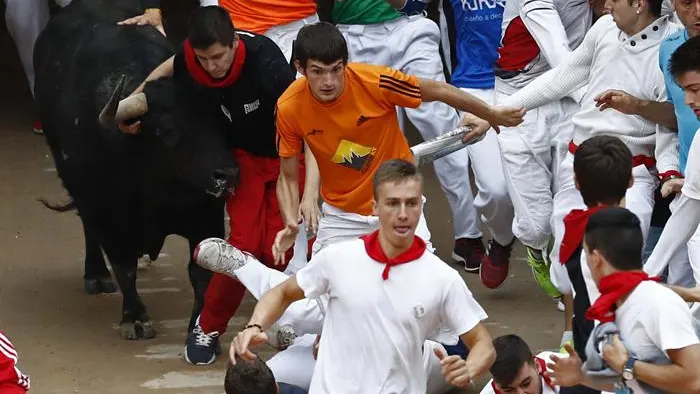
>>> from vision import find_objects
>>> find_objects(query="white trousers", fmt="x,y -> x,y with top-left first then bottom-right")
337,15 -> 487,241
234,256 -> 452,394
660,195 -> 700,287
311,200 -> 434,255
495,85 -> 578,250
262,13 -> 319,63
4,0 -> 50,97
548,153 -> 657,294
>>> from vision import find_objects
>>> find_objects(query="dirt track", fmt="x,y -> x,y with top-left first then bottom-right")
0,6 -> 564,393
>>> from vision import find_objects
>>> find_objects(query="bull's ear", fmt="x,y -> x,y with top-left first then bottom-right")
98,74 -> 127,129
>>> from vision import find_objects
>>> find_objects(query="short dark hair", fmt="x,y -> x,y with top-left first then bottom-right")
293,22 -> 348,69
574,136 -> 632,207
490,335 -> 535,387
584,207 -> 643,271
187,6 -> 235,49
224,356 -> 277,394
373,159 -> 423,198
670,35 -> 700,82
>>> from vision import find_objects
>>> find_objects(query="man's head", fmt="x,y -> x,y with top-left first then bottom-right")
584,207 -> 644,285
674,0 -> 700,37
293,22 -> 349,103
670,35 -> 700,119
372,159 -> 424,249
605,0 -> 663,33
224,356 -> 278,394
573,135 -> 634,207
490,335 -> 542,394
187,6 -> 237,79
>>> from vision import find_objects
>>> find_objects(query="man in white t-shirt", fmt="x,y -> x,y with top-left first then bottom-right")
644,36 -> 700,284
479,334 -> 562,394
226,159 -> 496,393
548,207 -> 700,393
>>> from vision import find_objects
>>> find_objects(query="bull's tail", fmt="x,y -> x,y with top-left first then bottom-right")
36,196 -> 76,212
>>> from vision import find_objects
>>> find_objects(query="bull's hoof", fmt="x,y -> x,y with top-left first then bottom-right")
137,321 -> 156,339
98,277 -> 117,293
120,322 -> 139,340
84,278 -> 101,294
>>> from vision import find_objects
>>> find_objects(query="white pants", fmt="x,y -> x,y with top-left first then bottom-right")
5,0 -> 50,96
235,256 -> 452,394
262,13 -> 319,63
337,15 -> 486,241
548,153 -> 657,293
663,195 -> 700,287
311,200 -> 434,255
495,84 -> 578,250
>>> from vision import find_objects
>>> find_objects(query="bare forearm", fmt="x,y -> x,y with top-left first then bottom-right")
132,56 -> 174,95
247,284 -> 298,330
635,100 -> 677,130
419,79 -> 493,121
634,360 -> 700,393
666,285 -> 700,303
464,340 -> 496,379
301,144 -> 320,203
277,159 -> 301,226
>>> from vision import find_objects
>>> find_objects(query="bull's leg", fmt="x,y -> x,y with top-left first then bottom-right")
81,219 -> 117,294
187,238 -> 213,332
103,245 -> 155,340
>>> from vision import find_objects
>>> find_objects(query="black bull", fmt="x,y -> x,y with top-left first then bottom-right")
33,0 -> 239,339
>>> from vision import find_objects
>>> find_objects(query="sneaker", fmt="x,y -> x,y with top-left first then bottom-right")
479,239 -> 513,289
556,297 -> 565,312
184,325 -> 221,365
266,323 -> 297,351
452,237 -> 485,273
193,238 -> 249,277
32,120 -> 43,135
526,247 -> 562,298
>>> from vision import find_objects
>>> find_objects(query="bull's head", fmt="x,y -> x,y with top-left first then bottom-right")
99,75 -> 238,199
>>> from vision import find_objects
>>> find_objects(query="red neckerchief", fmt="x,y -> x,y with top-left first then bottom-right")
360,230 -> 426,280
183,39 -> 246,88
559,205 -> 608,264
491,356 -> 555,393
585,271 -> 660,323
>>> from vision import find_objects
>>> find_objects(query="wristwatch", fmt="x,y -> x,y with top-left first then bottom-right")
622,355 -> 637,381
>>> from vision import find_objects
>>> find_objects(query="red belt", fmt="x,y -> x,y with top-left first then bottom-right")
568,140 -> 656,169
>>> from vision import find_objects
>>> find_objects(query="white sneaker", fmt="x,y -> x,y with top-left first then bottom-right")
193,238 -> 249,277
266,323 -> 297,351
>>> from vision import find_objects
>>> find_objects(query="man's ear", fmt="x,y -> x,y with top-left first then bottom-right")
294,60 -> 305,76
372,199 -> 378,216
627,174 -> 634,189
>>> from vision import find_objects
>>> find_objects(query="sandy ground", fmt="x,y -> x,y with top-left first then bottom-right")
0,5 -> 564,394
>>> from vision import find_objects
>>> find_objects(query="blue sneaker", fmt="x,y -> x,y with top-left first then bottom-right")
184,325 -> 221,365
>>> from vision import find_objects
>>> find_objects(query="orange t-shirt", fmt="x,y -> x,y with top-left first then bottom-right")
219,0 -> 317,34
276,63 -> 422,216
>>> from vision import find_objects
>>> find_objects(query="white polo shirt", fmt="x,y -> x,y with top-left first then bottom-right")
296,237 -> 488,394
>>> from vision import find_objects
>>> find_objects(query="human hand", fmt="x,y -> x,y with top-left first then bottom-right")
602,335 -> 629,374
594,89 -> 640,115
434,348 -> 474,388
312,334 -> 321,360
272,223 -> 299,265
299,197 -> 320,236
547,343 -> 584,387
459,113 -> 491,141
661,178 -> 684,198
230,325 -> 268,364
118,9 -> 166,36
487,106 -> 526,132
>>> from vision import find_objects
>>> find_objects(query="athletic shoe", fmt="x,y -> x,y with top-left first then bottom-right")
32,120 -> 43,135
266,323 -> 297,351
526,247 -> 562,298
193,237 -> 250,277
184,325 -> 220,365
452,237 -> 485,273
556,297 -> 565,312
479,239 -> 513,289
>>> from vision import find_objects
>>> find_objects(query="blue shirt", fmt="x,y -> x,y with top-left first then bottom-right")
278,382 -> 308,394
448,0 -> 505,89
659,29 -> 700,175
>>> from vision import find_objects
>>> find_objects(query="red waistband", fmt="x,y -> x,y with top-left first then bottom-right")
568,140 -> 656,169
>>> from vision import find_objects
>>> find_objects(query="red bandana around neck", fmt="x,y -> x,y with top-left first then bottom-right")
183,39 -> 246,88
559,205 -> 608,264
585,271 -> 660,323
491,356 -> 555,394
360,230 -> 426,280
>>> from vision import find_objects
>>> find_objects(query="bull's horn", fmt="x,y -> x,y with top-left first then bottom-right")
98,74 -> 127,128
114,93 -> 149,123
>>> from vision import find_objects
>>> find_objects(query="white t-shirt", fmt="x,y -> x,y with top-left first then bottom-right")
478,351 -> 562,394
682,127 -> 700,200
616,281 -> 700,392
296,239 -> 488,394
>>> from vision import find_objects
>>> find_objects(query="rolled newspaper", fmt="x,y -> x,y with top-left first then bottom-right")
410,126 -> 483,167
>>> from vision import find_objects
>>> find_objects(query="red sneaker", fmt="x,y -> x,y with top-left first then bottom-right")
479,239 -> 514,289
32,120 -> 43,135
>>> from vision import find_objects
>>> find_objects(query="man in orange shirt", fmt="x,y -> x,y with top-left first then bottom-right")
219,0 -> 319,62
273,22 -> 525,262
